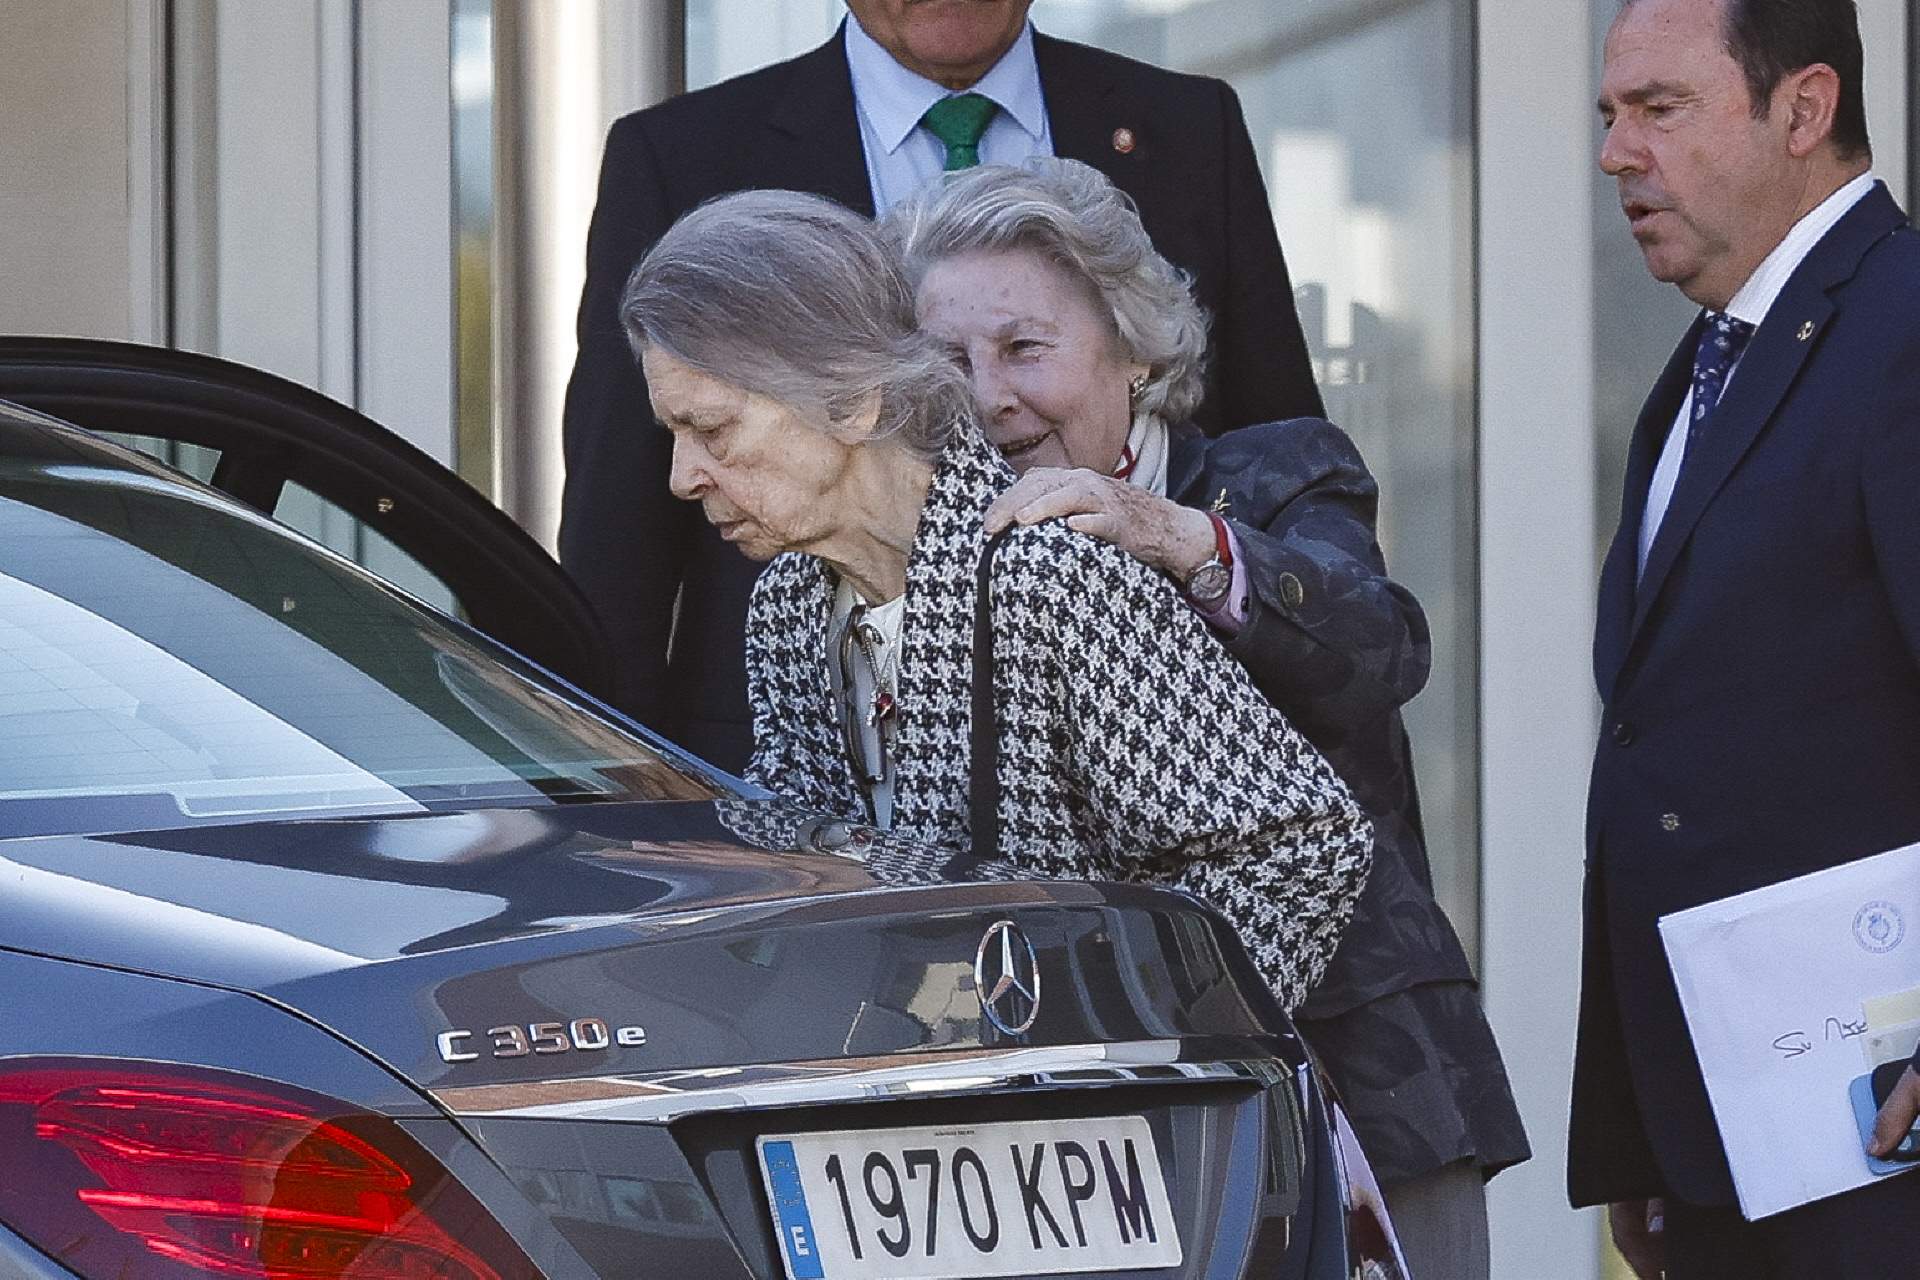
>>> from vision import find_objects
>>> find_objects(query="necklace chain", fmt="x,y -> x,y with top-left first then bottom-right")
850,609 -> 899,728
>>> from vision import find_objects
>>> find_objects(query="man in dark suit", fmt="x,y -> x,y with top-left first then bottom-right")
1579,0 -> 1920,1274
560,0 -> 1323,769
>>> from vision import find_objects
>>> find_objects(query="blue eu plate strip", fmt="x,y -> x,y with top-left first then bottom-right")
762,1141 -> 827,1279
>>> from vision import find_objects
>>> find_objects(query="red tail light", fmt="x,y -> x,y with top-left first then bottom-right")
0,1060 -> 536,1279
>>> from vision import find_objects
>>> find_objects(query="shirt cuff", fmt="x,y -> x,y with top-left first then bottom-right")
1189,527 -> 1251,635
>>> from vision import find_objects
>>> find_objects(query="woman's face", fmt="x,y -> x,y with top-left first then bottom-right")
915,248 -> 1145,475
644,345 -> 860,561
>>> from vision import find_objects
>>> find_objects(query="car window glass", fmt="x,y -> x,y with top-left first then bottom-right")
101,434 -> 463,617
274,479 -> 459,615
103,434 -> 218,485
0,457 -> 729,839
0,572 -> 427,821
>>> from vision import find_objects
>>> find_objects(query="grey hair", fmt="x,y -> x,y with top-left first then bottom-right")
884,157 -> 1210,430
620,189 -> 975,461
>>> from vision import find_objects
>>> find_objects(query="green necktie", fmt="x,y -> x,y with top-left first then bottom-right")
920,93 -> 999,171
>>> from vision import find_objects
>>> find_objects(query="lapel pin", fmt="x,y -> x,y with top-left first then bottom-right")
1111,127 -> 1136,154
1797,321 -> 1815,341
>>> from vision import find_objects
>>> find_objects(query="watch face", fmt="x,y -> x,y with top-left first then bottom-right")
1185,562 -> 1232,605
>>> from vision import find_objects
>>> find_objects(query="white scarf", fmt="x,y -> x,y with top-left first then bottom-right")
1118,413 -> 1170,497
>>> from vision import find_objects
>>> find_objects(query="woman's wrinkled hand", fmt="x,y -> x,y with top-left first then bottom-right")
983,467 -> 1215,579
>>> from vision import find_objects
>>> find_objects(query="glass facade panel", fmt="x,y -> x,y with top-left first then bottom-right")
686,1 -> 842,89
453,0 -> 496,501
1033,0 -> 1482,950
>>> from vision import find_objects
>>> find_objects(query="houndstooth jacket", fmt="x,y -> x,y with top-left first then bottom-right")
743,420 -> 1373,1011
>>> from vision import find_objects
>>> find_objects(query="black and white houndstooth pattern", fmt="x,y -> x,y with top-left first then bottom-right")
743,419 -> 1373,1011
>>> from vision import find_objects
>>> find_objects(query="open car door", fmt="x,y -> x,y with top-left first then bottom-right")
0,336 -> 612,701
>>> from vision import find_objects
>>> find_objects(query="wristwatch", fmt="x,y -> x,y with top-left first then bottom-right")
1181,512 -> 1235,607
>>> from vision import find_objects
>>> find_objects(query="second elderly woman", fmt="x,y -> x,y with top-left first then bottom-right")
884,158 -> 1529,1280
620,187 -> 1370,1016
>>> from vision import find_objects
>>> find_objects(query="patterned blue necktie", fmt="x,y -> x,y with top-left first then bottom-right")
1687,310 -> 1757,450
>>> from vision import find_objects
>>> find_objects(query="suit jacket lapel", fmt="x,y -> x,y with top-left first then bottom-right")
756,27 -> 876,218
1627,184 -> 1903,646
1033,35 -> 1144,203
1595,318 -> 1698,698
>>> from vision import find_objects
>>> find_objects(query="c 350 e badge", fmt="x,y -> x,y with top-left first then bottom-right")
436,1018 -> 647,1064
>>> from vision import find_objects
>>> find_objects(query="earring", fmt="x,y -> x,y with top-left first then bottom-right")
1127,373 -> 1149,405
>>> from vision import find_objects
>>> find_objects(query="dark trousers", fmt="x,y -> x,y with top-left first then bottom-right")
1665,1171 -> 1920,1278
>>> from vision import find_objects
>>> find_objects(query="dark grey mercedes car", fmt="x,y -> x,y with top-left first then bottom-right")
0,340 -> 1397,1280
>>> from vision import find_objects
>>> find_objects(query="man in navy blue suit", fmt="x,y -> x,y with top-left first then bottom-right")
1579,0 -> 1920,1274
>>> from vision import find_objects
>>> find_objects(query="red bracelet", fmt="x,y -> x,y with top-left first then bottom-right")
1206,512 -> 1234,568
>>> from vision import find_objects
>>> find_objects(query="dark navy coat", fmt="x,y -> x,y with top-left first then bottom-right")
558,28 -> 1323,766
1572,183 -> 1920,1208
1170,420 -> 1529,1182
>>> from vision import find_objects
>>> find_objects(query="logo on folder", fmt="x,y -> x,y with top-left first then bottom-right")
1853,900 -> 1905,954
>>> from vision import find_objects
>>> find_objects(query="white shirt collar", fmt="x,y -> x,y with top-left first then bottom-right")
843,16 -> 1046,157
1724,172 -> 1877,327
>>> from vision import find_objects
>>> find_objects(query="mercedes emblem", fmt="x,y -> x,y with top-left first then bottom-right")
975,919 -> 1041,1035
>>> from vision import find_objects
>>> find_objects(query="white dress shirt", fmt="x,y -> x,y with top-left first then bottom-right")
843,16 -> 1052,215
1638,172 -> 1877,573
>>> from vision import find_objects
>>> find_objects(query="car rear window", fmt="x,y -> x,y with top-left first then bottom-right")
0,455 -> 732,839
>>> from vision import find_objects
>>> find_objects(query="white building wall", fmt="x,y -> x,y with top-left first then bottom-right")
0,0 -> 455,466
1861,0 -> 1910,200
173,0 -> 453,464
0,0 -> 146,340
1478,1 -> 1604,1275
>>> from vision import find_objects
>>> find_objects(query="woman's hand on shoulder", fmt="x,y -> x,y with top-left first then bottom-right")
983,466 -> 1215,580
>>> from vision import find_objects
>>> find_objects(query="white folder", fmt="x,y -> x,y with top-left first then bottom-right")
1659,839 -> 1920,1219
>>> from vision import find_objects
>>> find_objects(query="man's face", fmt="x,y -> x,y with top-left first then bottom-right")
844,0 -> 1034,89
1597,0 -> 1794,307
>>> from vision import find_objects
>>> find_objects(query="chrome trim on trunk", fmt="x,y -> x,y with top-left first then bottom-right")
433,1039 -> 1289,1123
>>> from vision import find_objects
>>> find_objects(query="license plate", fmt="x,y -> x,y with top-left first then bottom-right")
756,1115 -> 1183,1280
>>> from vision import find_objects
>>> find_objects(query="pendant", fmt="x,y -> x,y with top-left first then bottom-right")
868,689 -> 896,729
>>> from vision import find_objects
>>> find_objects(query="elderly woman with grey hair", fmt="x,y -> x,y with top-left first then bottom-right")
619,187 -> 1370,1017
883,158 -> 1529,1280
